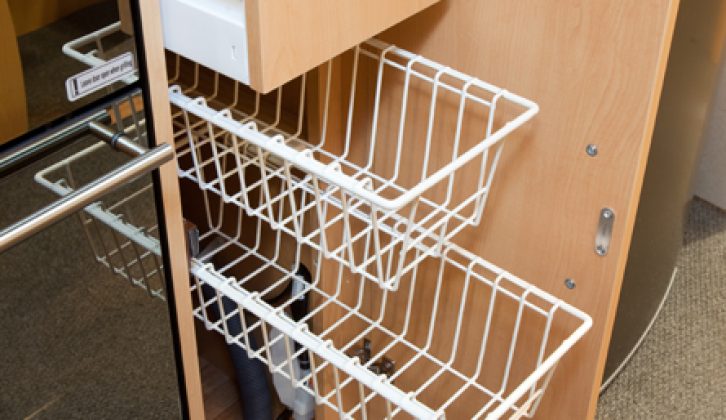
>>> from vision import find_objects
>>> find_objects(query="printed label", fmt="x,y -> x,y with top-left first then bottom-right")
65,52 -> 135,102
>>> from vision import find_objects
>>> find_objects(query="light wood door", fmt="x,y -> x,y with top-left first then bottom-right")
311,0 -> 680,418
151,0 -> 680,417
372,1 -> 679,418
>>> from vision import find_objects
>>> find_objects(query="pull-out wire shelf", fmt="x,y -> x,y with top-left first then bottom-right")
35,144 -> 591,418
188,185 -> 591,419
169,38 -> 539,290
60,23 -> 591,419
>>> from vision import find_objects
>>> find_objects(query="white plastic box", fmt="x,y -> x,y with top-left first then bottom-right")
159,0 -> 251,85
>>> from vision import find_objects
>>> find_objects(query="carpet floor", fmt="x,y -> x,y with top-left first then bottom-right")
0,136 -> 182,419
597,198 -> 726,418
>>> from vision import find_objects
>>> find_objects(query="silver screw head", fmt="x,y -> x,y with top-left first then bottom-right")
564,278 -> 576,289
586,144 -> 598,157
595,245 -> 607,256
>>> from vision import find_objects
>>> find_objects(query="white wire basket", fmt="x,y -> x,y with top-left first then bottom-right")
169,38 -> 539,290
60,24 -> 591,419
188,186 -> 591,420
35,135 -> 591,418
34,93 -> 166,300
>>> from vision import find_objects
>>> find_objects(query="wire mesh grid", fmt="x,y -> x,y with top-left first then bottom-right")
169,38 -> 539,290
34,92 -> 166,300
188,185 -> 591,419
60,23 -> 591,418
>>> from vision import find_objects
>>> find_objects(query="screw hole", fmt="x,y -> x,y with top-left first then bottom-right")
586,144 -> 598,157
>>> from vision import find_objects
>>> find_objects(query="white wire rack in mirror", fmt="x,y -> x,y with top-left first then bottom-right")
34,92 -> 165,300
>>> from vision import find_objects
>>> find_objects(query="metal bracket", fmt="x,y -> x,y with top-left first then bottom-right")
595,208 -> 615,256
351,338 -> 372,364
184,220 -> 200,259
89,120 -> 148,157
371,357 -> 396,377
350,339 -> 396,377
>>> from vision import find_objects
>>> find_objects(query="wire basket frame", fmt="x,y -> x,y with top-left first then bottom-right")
169,38 -> 539,290
63,23 -> 540,291
187,184 -> 590,420
62,21 -> 139,84
34,92 -> 166,300
60,24 -> 591,418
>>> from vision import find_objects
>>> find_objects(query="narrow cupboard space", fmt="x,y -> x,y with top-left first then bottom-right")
166,25 -> 589,419
0,0 -> 724,419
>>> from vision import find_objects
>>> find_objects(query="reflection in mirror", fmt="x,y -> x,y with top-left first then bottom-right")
0,85 -> 183,416
0,0 -> 136,145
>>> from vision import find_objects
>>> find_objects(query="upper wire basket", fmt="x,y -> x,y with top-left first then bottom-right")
62,21 -> 139,84
169,38 -> 539,290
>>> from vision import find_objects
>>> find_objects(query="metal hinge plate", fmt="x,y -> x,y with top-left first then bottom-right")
595,208 -> 615,256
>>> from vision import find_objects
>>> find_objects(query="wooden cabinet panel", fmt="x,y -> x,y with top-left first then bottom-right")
370,1 -> 679,418
138,1 -> 205,418
0,0 -> 27,144
160,0 -> 438,93
245,0 -> 439,93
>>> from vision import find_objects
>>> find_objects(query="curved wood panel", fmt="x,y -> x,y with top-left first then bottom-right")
0,0 -> 27,145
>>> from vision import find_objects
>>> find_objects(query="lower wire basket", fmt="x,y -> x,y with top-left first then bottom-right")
188,185 -> 591,419
37,153 -> 166,299
35,131 -> 591,418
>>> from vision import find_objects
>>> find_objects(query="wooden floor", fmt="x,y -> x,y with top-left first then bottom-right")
200,357 -> 243,420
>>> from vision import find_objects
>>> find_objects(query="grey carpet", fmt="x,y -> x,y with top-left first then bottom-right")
597,198 -> 726,419
0,137 -> 182,419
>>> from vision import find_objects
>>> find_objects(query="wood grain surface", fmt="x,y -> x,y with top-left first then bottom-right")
138,1 -> 205,418
244,0 -> 439,93
373,1 -> 679,418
